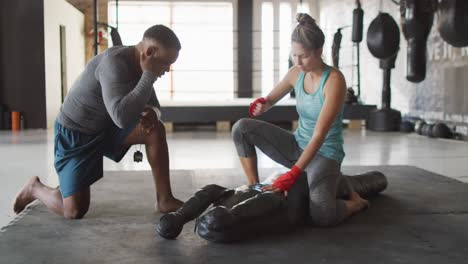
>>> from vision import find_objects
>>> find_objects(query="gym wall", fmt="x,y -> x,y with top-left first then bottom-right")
44,0 -> 85,128
0,0 -> 47,129
319,0 -> 468,131
66,0 -> 109,63
0,0 -> 85,129
414,16 -> 468,130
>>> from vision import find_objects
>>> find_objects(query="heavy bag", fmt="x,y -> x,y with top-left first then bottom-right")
414,120 -> 426,134
367,13 -> 400,60
400,120 -> 415,133
332,29 -> 342,68
195,170 -> 388,243
400,0 -> 436,82
196,192 -> 290,243
432,122 -> 453,138
156,184 -> 230,239
352,1 -> 364,43
438,0 -> 468,47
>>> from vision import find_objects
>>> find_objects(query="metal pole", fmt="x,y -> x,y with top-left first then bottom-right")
93,0 -> 98,55
116,0 -> 119,29
357,42 -> 361,98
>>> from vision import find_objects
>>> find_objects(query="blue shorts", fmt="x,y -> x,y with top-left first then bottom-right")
54,120 -> 136,198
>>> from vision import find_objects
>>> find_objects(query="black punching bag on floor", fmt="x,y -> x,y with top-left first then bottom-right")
438,0 -> 468,47
400,0 -> 437,82
366,13 -> 402,132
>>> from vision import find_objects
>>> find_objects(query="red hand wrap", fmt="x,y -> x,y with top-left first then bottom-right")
272,165 -> 303,191
249,97 -> 267,117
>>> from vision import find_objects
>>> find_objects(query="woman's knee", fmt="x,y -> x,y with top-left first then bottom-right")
308,205 -> 340,227
231,118 -> 251,141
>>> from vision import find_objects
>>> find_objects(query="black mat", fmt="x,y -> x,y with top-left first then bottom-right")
1,166 -> 468,264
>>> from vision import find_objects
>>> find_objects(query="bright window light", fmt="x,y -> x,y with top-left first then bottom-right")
261,2 -> 273,97
279,2 -> 292,79
109,1 -> 234,101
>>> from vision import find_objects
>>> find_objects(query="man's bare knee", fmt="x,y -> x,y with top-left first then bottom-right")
63,207 -> 88,220
62,189 -> 90,220
155,121 -> 166,137
146,121 -> 166,144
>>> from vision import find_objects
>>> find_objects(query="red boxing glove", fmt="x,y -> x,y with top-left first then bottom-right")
249,97 -> 267,117
272,165 -> 303,191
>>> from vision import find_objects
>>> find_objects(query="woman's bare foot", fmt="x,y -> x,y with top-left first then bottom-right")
13,176 -> 40,214
156,197 -> 184,213
348,191 -> 369,214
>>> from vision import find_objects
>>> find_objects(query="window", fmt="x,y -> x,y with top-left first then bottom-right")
261,2 -> 273,97
256,0 -> 309,98
108,1 -> 234,101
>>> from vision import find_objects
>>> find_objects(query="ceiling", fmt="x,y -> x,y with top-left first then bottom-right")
66,0 -> 106,12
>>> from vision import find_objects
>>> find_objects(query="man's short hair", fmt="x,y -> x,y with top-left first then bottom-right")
143,25 -> 181,50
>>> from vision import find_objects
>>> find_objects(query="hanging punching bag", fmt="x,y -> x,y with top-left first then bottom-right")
367,13 -> 400,60
352,0 -> 364,43
438,0 -> 468,47
332,29 -> 342,68
400,0 -> 437,83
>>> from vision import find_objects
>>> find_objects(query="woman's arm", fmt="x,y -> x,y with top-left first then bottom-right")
251,67 -> 299,116
295,69 -> 347,169
265,66 -> 300,105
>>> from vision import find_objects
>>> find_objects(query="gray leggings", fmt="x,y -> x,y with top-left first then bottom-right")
232,118 -> 350,227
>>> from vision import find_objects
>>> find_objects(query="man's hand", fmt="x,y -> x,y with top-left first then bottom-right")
139,107 -> 159,134
140,48 -> 162,75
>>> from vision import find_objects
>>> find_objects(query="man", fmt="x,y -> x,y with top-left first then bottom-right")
13,25 -> 183,219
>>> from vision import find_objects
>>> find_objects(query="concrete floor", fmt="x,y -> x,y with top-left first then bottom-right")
1,127 -> 468,228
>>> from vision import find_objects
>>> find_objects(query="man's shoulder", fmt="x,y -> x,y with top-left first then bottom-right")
96,46 -> 133,78
101,46 -> 131,66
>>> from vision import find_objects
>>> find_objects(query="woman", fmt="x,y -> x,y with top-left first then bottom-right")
232,13 -> 368,227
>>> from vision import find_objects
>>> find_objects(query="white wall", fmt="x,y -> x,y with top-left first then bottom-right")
44,0 -> 85,128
